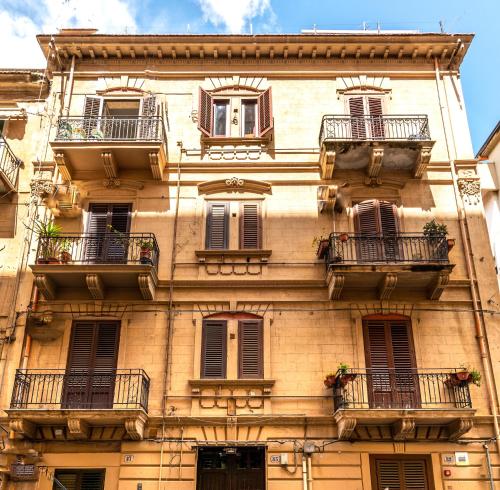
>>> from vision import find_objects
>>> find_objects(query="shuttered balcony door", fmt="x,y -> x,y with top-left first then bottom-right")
201,320 -> 227,379
238,320 -> 264,378
239,202 -> 262,249
373,458 -> 430,490
205,202 -> 229,250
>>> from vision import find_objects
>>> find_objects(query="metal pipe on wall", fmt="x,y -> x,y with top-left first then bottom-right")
434,57 -> 500,458
302,457 -> 308,490
64,55 -> 76,117
306,455 -> 313,490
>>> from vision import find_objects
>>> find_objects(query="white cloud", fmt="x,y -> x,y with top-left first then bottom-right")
197,0 -> 272,33
0,0 -> 138,68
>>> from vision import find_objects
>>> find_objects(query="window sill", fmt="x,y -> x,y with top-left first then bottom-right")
189,379 -> 275,391
196,249 -> 272,263
200,135 -> 272,147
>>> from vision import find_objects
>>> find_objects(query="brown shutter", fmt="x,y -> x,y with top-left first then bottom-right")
67,322 -> 96,372
368,97 -> 384,138
139,95 -> 158,138
201,320 -> 227,378
257,88 -> 273,136
373,458 -> 429,490
239,202 -> 262,249
348,96 -> 366,139
354,200 -> 381,235
198,87 -> 213,136
378,201 -> 398,235
83,96 -> 102,137
206,202 -> 229,249
364,320 -> 391,371
238,320 -> 263,378
54,470 -> 105,490
93,322 -> 120,373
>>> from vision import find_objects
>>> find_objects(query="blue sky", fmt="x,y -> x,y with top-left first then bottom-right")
1,0 -> 498,151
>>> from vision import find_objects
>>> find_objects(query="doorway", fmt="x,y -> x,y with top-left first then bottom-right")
197,446 -> 265,490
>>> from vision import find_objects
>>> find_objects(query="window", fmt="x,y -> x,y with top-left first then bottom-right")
54,470 -> 105,490
371,457 -> 432,490
198,87 -> 273,138
363,316 -> 419,409
205,201 -> 262,250
201,318 -> 264,379
63,321 -> 120,409
347,95 -> 384,139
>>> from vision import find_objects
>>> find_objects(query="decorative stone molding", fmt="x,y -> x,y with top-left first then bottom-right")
101,151 -> 118,178
96,76 -> 147,94
138,274 -> 155,300
457,169 -> 481,205
378,273 -> 398,300
427,270 -> 450,300
34,274 -> 56,301
80,179 -> 145,192
9,419 -> 36,439
125,414 -> 147,440
67,418 -> 90,439
195,250 -> 272,276
86,274 -> 105,300
392,418 -> 415,440
198,178 -> 272,195
317,185 -> 338,213
448,417 -> 474,441
337,76 -> 391,94
414,146 -> 433,178
148,151 -> 164,180
53,152 -> 72,181
201,76 -> 269,92
327,271 -> 344,300
334,414 -> 357,440
319,148 -> 336,179
30,179 -> 55,198
367,147 -> 384,178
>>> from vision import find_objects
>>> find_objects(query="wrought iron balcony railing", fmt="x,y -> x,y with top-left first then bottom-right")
34,232 -> 159,267
54,116 -> 166,142
319,115 -> 431,145
332,368 -> 472,411
11,369 -> 150,411
0,135 -> 22,190
322,233 -> 449,267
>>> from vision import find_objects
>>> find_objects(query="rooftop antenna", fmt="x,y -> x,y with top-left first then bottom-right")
362,21 -> 367,30
439,20 -> 445,33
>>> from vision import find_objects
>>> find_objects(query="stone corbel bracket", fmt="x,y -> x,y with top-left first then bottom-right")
317,185 -> 338,214
319,146 -> 336,180
125,414 -> 148,440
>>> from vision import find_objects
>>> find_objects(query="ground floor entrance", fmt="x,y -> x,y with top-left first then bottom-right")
196,446 -> 266,490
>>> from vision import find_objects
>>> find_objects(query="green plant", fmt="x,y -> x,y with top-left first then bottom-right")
138,239 -> 154,250
469,369 -> 481,387
59,238 -> 72,252
423,219 -> 448,237
34,220 -> 62,260
337,362 -> 349,374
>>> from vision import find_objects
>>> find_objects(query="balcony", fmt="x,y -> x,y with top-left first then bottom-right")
7,369 -> 149,440
30,233 -> 159,301
0,135 -> 22,193
318,115 -> 434,179
321,233 -> 453,300
50,116 -> 167,181
332,368 -> 475,441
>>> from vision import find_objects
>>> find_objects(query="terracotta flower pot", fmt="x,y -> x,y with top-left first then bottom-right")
339,233 -> 349,242
455,371 -> 470,381
60,251 -> 72,263
447,238 -> 455,251
324,375 -> 336,388
47,257 -> 60,264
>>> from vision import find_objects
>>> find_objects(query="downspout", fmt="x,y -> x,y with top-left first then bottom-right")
64,55 -> 76,117
306,455 -> 313,490
302,457 -> 308,490
434,57 -> 500,455
484,442 -> 495,490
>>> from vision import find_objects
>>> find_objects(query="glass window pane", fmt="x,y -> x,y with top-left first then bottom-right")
242,100 -> 257,136
213,101 -> 228,136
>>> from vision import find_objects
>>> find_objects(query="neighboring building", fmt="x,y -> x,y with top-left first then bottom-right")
477,121 -> 500,288
0,29 -> 499,490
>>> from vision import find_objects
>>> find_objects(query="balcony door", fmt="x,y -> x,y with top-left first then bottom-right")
347,95 -> 384,139
363,316 -> 420,409
86,203 -> 131,263
354,200 -> 400,262
62,321 -> 120,409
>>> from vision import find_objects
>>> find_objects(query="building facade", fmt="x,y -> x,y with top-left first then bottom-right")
1,29 -> 500,490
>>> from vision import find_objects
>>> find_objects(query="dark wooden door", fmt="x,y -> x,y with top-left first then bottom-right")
363,317 -> 420,409
86,204 -> 131,263
197,447 -> 265,490
62,322 -> 120,409
371,457 -> 432,490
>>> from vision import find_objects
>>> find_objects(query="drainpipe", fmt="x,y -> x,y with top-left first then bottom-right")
302,457 -> 308,490
64,55 -> 76,117
484,442 -> 495,490
306,455 -> 313,490
434,57 -> 500,455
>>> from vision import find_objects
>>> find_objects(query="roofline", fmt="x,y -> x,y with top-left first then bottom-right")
476,121 -> 500,158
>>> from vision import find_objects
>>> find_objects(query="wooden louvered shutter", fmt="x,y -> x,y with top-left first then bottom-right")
54,470 -> 105,490
107,204 -> 131,263
140,95 -> 158,139
83,96 -> 102,137
198,87 -> 213,136
374,458 -> 429,490
201,320 -> 227,378
354,200 -> 381,262
239,202 -> 262,249
257,88 -> 273,136
348,96 -> 366,139
206,202 -> 229,249
379,201 -> 399,260
238,320 -> 263,378
368,97 -> 384,138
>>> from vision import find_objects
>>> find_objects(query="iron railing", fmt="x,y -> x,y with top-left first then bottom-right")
319,115 -> 430,145
34,232 -> 159,267
323,233 -> 449,267
332,368 -> 472,411
54,116 -> 165,142
11,369 -> 150,411
0,135 -> 22,189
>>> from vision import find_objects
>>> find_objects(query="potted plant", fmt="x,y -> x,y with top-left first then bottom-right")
34,220 -> 62,264
423,219 -> 448,241
314,236 -> 330,259
445,366 -> 481,387
338,232 -> 349,242
138,239 -> 154,264
59,239 -> 72,263
324,372 -> 337,388
336,362 -> 357,387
